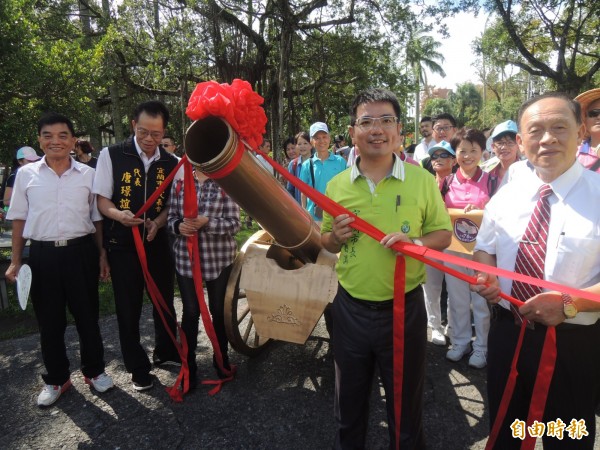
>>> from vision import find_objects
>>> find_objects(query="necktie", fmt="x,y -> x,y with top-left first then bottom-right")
511,184 -> 553,304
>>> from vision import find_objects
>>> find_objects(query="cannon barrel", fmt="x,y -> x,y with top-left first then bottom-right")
185,116 -> 322,264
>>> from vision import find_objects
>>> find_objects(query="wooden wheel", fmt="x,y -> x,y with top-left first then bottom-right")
224,231 -> 272,357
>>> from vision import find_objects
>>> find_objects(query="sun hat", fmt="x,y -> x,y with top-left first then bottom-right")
574,88 -> 600,117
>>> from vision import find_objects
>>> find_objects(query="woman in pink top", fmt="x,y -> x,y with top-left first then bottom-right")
575,88 -> 600,173
442,128 -> 494,369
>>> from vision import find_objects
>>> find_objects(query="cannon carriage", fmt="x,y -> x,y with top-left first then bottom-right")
185,116 -> 339,356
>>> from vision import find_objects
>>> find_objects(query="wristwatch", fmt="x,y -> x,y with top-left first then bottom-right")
561,292 -> 578,319
412,238 -> 424,246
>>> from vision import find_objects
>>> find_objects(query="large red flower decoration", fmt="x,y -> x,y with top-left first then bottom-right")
186,79 -> 267,149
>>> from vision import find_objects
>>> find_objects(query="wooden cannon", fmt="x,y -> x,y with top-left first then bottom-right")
185,117 -> 338,356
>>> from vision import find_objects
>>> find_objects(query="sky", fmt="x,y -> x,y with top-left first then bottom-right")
426,12 -> 489,90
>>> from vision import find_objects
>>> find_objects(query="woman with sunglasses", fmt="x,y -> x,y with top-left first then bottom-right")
575,88 -> 600,173
422,141 -> 457,347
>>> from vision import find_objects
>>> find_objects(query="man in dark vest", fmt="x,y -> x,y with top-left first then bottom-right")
94,100 -> 179,391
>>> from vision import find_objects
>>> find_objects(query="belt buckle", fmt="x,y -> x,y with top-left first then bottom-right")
54,240 -> 68,247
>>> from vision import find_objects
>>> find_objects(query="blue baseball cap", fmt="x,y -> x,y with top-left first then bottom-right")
309,122 -> 329,139
16,146 -> 41,161
491,120 -> 518,140
428,140 -> 455,156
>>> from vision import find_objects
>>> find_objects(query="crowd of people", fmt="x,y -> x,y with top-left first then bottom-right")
3,85 -> 600,449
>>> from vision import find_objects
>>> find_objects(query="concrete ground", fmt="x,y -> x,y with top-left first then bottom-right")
0,300 -> 597,449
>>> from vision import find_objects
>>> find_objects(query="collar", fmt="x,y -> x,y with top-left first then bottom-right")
39,155 -> 81,173
546,160 -> 583,203
350,153 -> 405,183
134,136 -> 160,161
311,151 -> 336,162
455,166 -> 484,183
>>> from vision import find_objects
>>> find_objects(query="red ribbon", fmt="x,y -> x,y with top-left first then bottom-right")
393,257 -> 406,449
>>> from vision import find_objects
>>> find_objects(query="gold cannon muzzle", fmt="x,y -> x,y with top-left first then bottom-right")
185,116 -> 322,264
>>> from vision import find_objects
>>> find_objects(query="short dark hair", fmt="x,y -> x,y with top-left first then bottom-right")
162,136 -> 176,147
450,128 -> 487,153
283,136 -> 296,148
76,140 -> 95,154
517,92 -> 581,127
432,113 -> 457,128
420,116 -> 432,124
133,100 -> 170,127
350,88 -> 401,126
37,112 -> 75,135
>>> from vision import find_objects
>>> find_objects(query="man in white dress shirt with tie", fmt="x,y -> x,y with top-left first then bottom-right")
6,113 -> 112,407
473,92 -> 600,449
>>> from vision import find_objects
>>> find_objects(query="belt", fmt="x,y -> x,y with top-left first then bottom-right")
30,234 -> 93,248
344,286 -> 421,311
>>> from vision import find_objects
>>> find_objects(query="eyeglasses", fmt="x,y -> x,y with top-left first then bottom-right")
355,116 -> 398,130
587,109 -> 600,118
493,139 -> 517,149
431,152 -> 453,160
433,126 -> 454,133
136,127 -> 164,141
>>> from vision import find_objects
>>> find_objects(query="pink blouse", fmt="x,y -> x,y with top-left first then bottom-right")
444,167 -> 491,209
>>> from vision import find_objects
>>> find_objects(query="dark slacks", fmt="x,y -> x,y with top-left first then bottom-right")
487,306 -> 600,449
108,233 -> 177,379
332,284 -> 427,450
29,236 -> 105,385
176,264 -> 232,380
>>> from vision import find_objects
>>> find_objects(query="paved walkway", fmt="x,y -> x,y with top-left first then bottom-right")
0,301 -> 596,449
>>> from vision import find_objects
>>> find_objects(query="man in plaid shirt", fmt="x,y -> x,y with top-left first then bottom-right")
167,169 -> 241,387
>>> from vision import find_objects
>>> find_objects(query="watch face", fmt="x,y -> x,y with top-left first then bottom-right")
564,303 -> 578,319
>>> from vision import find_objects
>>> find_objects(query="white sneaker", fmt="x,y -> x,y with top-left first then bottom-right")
446,344 -> 470,362
85,372 -> 114,393
431,328 -> 447,346
37,380 -> 72,407
468,350 -> 487,369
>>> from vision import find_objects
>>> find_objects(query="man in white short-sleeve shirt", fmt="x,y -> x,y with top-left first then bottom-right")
472,92 -> 600,449
6,113 -> 113,407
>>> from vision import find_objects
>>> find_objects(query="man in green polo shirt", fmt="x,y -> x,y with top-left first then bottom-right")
321,88 -> 452,449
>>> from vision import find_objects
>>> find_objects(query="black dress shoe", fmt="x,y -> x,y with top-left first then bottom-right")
212,354 -> 232,379
153,355 -> 181,367
132,373 -> 154,391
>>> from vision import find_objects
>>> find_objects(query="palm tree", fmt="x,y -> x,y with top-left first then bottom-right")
405,27 -> 446,141
449,83 -> 482,127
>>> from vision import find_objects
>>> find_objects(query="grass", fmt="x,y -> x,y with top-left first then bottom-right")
0,209 -> 260,341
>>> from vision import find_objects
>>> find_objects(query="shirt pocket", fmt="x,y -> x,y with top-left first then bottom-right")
547,236 -> 600,287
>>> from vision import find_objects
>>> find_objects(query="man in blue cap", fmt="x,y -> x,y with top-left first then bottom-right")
299,122 -> 346,222
482,120 -> 521,193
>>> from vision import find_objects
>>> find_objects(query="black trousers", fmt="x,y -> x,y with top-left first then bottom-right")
487,306 -> 600,449
30,236 -> 105,385
108,234 -> 177,379
332,284 -> 427,450
176,264 -> 232,380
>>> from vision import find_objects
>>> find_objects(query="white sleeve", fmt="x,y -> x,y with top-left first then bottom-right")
92,147 -> 114,199
474,200 -> 497,255
5,169 -> 29,220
